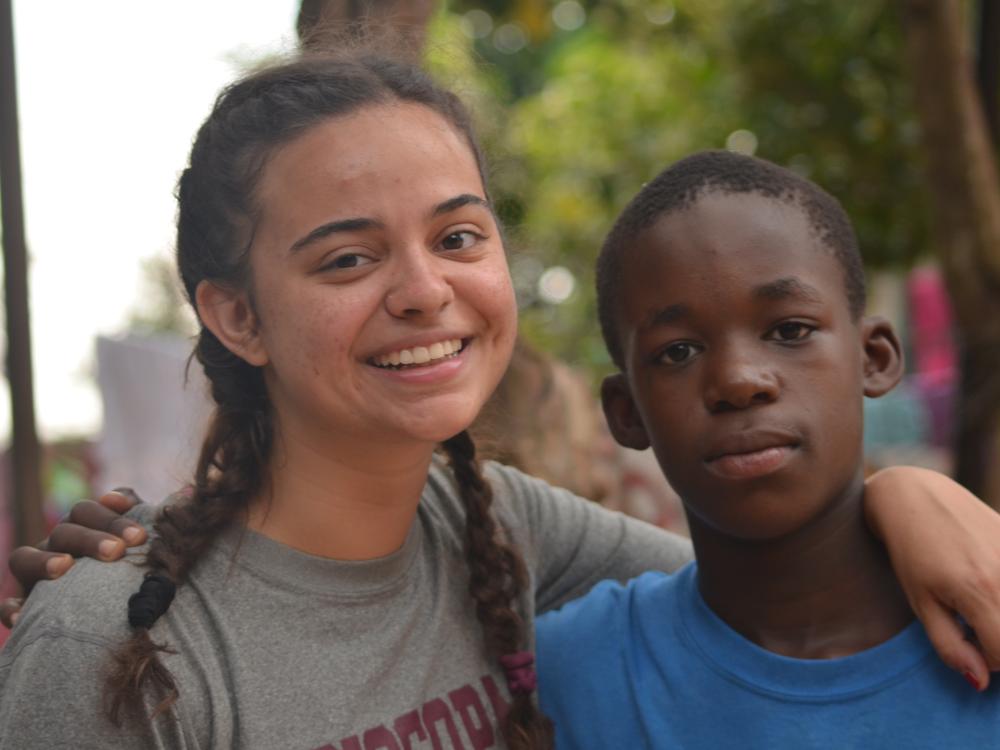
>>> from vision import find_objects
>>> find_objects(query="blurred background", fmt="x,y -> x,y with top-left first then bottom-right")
2,0 -> 999,582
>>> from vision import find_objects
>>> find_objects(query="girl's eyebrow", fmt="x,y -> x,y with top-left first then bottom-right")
430,193 -> 490,218
288,217 -> 383,254
288,194 -> 490,255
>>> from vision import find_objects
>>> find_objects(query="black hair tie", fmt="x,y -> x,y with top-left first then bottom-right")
127,573 -> 177,630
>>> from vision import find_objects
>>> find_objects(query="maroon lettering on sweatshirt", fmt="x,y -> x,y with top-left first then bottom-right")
362,726 -> 401,750
314,674 -> 512,750
423,697 -> 464,748
449,684 -> 495,750
393,710 -> 427,750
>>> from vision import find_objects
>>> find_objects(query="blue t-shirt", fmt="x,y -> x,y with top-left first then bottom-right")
536,564 -> 1000,749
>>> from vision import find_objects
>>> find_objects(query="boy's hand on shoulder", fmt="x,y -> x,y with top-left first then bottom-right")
865,466 -> 1000,691
1,489 -> 147,629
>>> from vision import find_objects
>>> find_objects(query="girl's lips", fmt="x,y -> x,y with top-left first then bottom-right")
370,340 -> 470,385
704,445 -> 796,481
369,337 -> 466,368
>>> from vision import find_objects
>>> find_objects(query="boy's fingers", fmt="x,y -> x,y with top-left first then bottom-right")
0,597 -> 24,629
916,598 -> 990,691
109,518 -> 147,546
8,546 -> 74,591
47,522 -> 127,562
98,488 -> 142,514
66,499 -> 145,546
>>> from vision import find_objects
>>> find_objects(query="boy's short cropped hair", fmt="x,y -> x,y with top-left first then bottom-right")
596,150 -> 866,368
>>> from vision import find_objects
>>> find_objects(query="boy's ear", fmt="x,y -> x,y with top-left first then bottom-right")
861,315 -> 904,398
601,373 -> 651,451
195,280 -> 269,367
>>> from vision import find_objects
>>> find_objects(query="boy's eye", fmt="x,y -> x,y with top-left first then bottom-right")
659,342 -> 702,364
768,321 -> 815,342
439,231 -> 481,252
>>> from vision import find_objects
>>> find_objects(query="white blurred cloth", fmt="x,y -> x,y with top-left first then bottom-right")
94,334 -> 212,504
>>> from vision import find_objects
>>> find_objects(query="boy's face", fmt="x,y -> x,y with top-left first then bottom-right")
601,191 -> 901,541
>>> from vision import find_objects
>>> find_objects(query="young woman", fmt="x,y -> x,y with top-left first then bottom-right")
2,52 -> 1000,750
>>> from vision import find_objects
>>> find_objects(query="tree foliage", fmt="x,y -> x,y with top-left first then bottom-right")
127,1 -> 935,378
432,0 -> 930,372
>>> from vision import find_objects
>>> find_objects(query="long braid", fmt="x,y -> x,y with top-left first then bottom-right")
105,328 -> 273,724
442,431 -> 554,749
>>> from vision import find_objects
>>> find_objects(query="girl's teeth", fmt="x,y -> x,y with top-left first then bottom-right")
376,338 -> 463,369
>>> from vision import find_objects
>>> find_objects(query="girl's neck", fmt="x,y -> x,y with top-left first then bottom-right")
246,423 -> 438,561
691,480 -> 913,659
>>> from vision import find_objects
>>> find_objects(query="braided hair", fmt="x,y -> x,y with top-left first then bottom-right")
105,53 -> 552,747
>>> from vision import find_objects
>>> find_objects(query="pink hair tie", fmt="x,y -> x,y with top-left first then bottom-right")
499,651 -> 538,695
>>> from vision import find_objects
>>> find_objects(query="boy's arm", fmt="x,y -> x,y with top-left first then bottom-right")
0,490 -> 147,627
865,466 -> 1000,690
7,466 -> 1000,690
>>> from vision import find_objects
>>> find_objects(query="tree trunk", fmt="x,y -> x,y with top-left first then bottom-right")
898,0 -> 1000,506
977,0 -> 1000,144
297,0 -> 437,59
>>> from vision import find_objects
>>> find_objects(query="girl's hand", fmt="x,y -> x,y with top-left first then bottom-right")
865,466 -> 1000,691
1,489 -> 146,628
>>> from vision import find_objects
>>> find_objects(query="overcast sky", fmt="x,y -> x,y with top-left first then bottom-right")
6,1 -> 299,441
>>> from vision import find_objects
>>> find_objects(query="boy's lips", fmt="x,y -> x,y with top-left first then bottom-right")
703,430 -> 801,481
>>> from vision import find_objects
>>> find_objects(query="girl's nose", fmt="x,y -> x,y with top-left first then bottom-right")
384,246 -> 455,319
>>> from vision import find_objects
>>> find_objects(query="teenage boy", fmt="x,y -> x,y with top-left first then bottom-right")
536,150 -> 1000,748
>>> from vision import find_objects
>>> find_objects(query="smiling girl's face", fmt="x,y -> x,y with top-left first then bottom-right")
221,102 -> 517,454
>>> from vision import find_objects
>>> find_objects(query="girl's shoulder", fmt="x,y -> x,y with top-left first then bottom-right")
0,549 -> 196,747
423,456 -> 587,532
6,549 -> 149,651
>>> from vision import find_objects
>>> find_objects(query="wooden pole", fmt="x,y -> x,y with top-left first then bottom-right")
0,0 -> 46,545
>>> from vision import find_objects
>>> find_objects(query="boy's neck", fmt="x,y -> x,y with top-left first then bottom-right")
690,475 -> 913,659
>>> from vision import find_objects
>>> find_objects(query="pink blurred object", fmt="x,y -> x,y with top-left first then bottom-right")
906,266 -> 957,447
907,266 -> 956,382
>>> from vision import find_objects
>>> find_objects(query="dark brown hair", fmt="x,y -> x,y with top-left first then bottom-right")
597,149 -> 866,368
105,52 -> 552,748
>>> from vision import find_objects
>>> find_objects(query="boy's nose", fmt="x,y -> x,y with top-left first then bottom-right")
384,247 -> 454,318
703,358 -> 779,414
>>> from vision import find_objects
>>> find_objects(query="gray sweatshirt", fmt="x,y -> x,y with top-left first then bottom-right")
0,461 -> 691,749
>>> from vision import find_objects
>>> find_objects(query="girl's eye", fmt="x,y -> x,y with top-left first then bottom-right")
659,342 -> 702,364
439,231 -> 481,252
320,253 -> 374,272
769,321 -> 815,342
